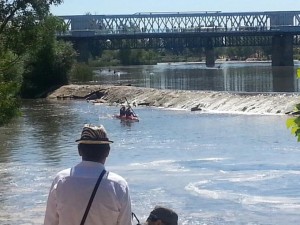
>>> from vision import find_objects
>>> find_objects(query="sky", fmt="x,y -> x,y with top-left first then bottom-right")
50,0 -> 300,16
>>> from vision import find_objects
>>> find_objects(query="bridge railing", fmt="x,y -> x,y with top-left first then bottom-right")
58,11 -> 300,35
57,25 -> 300,37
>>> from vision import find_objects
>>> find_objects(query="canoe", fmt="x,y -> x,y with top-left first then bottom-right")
114,115 -> 139,122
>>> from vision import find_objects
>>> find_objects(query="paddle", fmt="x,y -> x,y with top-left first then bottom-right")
124,97 -> 137,117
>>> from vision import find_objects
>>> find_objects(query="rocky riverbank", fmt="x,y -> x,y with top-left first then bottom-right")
47,84 -> 300,115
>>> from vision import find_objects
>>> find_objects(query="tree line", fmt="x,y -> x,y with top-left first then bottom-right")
0,0 -> 76,125
84,40 -> 300,67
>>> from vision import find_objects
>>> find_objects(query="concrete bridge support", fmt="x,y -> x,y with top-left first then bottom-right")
272,35 -> 294,66
205,38 -> 215,67
74,40 -> 90,63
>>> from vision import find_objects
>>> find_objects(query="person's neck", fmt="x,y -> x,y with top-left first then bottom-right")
82,158 -> 105,164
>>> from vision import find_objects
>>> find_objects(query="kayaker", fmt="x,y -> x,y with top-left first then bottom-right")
44,124 -> 132,225
125,106 -> 135,117
120,105 -> 126,116
142,206 -> 178,225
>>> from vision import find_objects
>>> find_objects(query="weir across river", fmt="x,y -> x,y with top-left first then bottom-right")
57,11 -> 300,66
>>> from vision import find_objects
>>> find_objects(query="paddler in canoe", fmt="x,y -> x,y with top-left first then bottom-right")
119,105 -> 126,117
116,105 -> 139,121
115,97 -> 139,121
125,106 -> 139,121
125,106 -> 134,117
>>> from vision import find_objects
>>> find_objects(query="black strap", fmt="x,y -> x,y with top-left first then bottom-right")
132,212 -> 141,225
80,169 -> 107,225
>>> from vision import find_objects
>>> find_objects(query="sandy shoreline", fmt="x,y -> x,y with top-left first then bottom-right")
47,84 -> 300,115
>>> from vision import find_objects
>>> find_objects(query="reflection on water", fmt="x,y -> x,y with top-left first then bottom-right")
15,100 -> 82,164
0,99 -> 87,225
94,62 -> 300,92
272,66 -> 296,92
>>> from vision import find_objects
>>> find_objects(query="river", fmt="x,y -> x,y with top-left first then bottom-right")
0,62 -> 300,225
93,61 -> 300,93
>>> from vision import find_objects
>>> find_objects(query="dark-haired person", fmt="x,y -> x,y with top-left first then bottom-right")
120,105 -> 126,117
125,106 -> 135,118
44,124 -> 132,225
143,206 -> 178,225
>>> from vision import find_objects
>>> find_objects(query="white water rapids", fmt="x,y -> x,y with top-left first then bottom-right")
49,85 -> 300,115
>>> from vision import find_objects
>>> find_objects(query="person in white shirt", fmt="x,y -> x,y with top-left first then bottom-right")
44,124 -> 132,225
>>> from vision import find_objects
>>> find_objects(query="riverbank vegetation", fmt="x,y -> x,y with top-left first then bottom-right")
85,46 -> 274,68
81,41 -> 300,68
0,0 -> 76,125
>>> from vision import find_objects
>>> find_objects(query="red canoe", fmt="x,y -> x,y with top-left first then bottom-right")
114,115 -> 139,122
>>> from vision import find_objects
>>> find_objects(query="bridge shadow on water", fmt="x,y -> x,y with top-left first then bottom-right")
272,66 -> 296,92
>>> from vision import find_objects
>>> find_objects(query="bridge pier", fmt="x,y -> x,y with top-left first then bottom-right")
205,38 -> 215,67
272,35 -> 294,66
73,40 -> 90,63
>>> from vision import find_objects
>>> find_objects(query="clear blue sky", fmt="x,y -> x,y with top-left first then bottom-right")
50,0 -> 300,15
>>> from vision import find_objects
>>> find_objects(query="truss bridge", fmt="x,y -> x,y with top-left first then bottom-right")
57,11 -> 300,66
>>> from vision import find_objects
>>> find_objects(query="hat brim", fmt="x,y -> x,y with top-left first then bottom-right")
76,140 -> 113,144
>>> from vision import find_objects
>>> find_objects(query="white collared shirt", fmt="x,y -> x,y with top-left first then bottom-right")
44,161 -> 132,225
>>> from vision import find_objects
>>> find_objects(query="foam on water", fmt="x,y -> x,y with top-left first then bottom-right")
131,91 -> 300,115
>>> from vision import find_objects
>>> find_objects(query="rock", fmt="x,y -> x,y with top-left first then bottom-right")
85,91 -> 105,100
138,102 -> 150,106
191,106 -> 202,111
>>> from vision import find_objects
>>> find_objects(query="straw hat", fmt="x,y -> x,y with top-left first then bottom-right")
76,124 -> 113,144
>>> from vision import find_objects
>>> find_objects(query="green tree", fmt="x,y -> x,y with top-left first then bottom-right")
0,48 -> 23,125
0,0 -> 63,55
119,49 -> 132,65
287,104 -> 300,141
0,0 -> 67,124
21,16 -> 76,98
287,69 -> 300,142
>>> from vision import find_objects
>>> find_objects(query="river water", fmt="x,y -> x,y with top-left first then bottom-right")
1,62 -> 300,225
94,61 -> 300,93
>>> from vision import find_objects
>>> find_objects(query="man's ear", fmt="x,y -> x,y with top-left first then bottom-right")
105,147 -> 110,157
157,220 -> 165,225
78,147 -> 82,156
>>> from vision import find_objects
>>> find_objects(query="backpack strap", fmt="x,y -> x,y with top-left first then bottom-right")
80,169 -> 107,225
